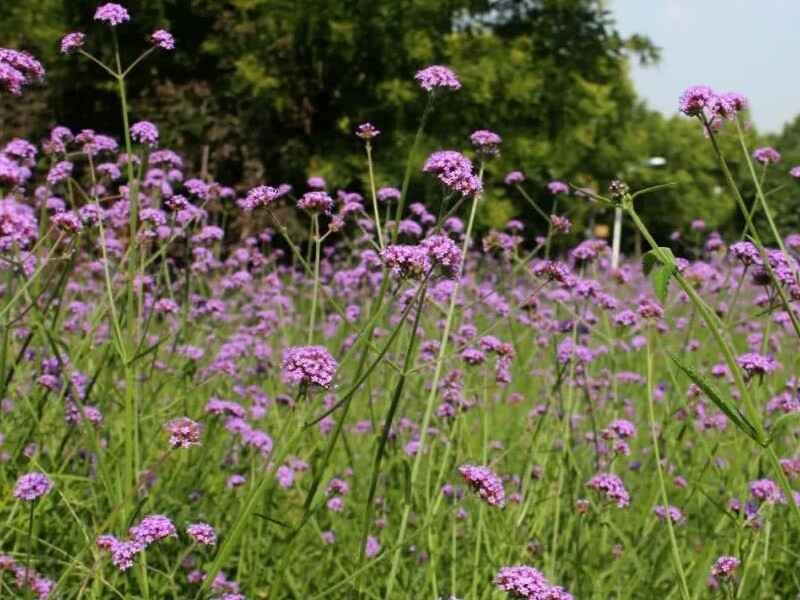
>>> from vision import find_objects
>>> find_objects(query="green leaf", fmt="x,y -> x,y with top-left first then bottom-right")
651,264 -> 673,303
642,247 -> 676,303
667,352 -> 763,445
642,247 -> 675,275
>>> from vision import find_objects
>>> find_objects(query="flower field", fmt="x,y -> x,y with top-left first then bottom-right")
2,4 -> 800,599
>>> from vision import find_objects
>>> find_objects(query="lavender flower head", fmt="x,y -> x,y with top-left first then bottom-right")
165,417 -> 202,449
129,514 -> 177,545
710,555 -> 740,579
297,191 -> 334,214
281,345 -> 338,388
0,49 -> 45,95
790,166 -> 800,179
186,522 -> 217,546
736,352 -> 779,380
421,234 -> 462,277
494,565 -> 573,600
130,121 -> 159,148
382,244 -> 430,279
653,505 -> 685,524
60,33 -> 86,54
94,3 -> 131,26
470,129 -> 502,156
151,30 -> 175,50
356,122 -> 380,140
504,171 -> 525,185
377,186 -> 401,202
13,472 -> 53,501
586,472 -> 629,508
458,464 -> 505,507
678,85 -> 715,117
423,150 -> 482,197
547,181 -> 570,195
238,184 -> 287,211
753,147 -> 781,165
415,65 -> 461,92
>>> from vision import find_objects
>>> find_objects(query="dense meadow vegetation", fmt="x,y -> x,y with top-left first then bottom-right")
2,3 -> 800,600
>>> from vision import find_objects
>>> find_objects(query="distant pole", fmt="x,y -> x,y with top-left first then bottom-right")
611,205 -> 622,269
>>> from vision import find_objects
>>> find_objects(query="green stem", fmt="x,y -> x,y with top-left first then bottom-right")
385,166 -> 483,598
308,213 -> 322,344
646,334 -> 691,600
365,141 -> 384,250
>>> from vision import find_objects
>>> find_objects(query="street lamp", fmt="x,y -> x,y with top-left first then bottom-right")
610,156 -> 667,269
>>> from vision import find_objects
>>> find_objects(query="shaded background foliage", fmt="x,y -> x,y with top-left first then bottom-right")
1,0 -> 797,247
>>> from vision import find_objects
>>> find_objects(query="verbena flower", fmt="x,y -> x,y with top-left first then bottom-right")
547,181 -> 569,195
151,29 -> 175,50
281,346 -> 338,388
129,514 -> 177,545
653,504 -> 685,524
494,565 -> 573,600
415,65 -> 461,92
710,555 -> 740,579
0,48 -> 45,95
504,171 -> 524,185
753,146 -> 781,165
131,121 -> 159,148
13,472 -> 53,501
423,150 -> 482,197
186,522 -> 217,546
165,417 -> 202,448
94,3 -> 131,26
458,464 -> 505,507
470,129 -> 502,156
586,472 -> 629,508
297,191 -> 334,214
356,122 -> 380,140
60,33 -> 86,54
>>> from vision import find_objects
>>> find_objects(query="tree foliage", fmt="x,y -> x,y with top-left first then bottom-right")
1,0 -> 792,244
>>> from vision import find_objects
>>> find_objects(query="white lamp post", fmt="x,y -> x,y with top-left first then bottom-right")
610,157 -> 667,269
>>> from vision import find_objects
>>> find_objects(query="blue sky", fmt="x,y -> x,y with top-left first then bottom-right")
612,0 -> 799,133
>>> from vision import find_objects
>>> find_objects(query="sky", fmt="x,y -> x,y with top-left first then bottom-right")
611,0 -> 799,133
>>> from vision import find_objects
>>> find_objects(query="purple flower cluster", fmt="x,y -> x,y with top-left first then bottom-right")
13,472 -> 53,501
131,121 -> 160,148
470,129 -> 502,156
494,565 -> 573,600
736,352 -> 779,380
0,48 -> 45,96
237,184 -> 290,211
186,522 -> 217,546
653,505 -> 685,524
97,514 -> 176,571
752,146 -> 781,165
414,65 -> 461,92
423,150 -> 482,197
710,555 -> 740,579
281,345 -> 338,388
165,417 -> 202,448
151,29 -> 175,50
356,122 -> 380,140
586,473 -> 629,508
60,33 -> 86,54
297,191 -> 334,214
678,85 -> 747,122
94,3 -> 131,26
458,464 -> 505,507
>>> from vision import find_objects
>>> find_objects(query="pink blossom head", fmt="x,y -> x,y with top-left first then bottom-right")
13,472 -> 53,501
60,33 -> 86,54
151,30 -> 175,50
415,65 -> 461,92
94,3 -> 131,26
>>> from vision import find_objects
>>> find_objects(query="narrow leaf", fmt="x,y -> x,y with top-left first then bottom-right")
667,352 -> 762,444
